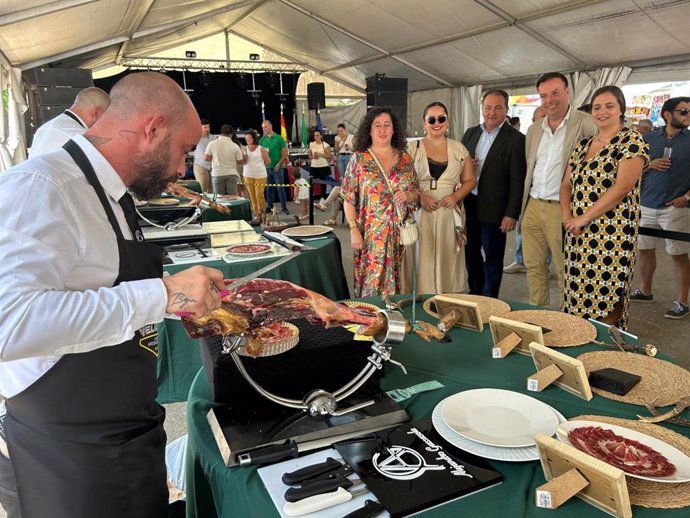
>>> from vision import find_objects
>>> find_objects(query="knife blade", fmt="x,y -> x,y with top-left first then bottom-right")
283,485 -> 368,517
223,251 -> 301,292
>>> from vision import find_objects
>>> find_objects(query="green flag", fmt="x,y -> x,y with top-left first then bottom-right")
301,109 -> 307,147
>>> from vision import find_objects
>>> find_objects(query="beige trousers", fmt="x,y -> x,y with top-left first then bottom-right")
521,198 -> 564,307
244,176 -> 267,216
193,164 -> 211,194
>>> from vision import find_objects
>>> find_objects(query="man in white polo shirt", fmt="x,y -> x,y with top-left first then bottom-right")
204,124 -> 243,195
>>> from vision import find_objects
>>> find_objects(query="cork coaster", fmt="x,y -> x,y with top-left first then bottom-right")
423,294 -> 510,324
573,414 -> 690,509
578,351 -> 690,407
500,310 -> 597,347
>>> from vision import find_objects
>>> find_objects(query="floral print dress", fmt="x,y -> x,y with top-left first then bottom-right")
340,150 -> 417,297
562,128 -> 649,329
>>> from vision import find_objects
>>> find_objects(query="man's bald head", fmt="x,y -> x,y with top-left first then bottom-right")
86,72 -> 201,199
71,87 -> 110,127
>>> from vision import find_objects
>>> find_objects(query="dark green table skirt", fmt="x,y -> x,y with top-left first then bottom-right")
156,236 -> 350,403
184,298 -> 690,518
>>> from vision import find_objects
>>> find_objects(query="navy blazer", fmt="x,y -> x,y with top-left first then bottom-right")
461,123 -> 527,224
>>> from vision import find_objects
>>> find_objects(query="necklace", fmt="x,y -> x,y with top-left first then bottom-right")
595,126 -> 622,145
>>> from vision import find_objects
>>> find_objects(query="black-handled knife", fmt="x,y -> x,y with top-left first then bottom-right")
282,457 -> 344,485
284,474 -> 354,502
342,499 -> 385,518
236,440 -> 299,466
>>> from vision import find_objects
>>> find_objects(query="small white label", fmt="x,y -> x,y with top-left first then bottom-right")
492,347 -> 502,358
536,490 -> 552,509
527,378 -> 539,392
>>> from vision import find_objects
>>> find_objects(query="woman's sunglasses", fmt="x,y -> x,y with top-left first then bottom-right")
675,108 -> 690,116
426,115 -> 447,125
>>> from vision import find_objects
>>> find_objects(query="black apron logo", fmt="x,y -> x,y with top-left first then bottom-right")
136,324 -> 159,356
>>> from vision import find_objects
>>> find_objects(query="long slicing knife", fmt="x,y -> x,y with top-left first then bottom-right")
223,251 -> 302,292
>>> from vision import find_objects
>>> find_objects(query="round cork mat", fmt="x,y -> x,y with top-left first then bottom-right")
500,309 -> 597,347
578,351 -> 690,407
422,294 -> 510,325
573,414 -> 690,509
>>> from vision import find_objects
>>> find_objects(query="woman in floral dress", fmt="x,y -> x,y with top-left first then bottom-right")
341,108 -> 419,297
560,86 -> 649,329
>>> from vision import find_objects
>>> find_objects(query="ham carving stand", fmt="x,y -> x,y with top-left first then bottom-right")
221,308 -> 408,417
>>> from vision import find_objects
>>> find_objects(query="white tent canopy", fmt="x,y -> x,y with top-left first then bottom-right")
2,0 -> 690,91
1,0 -> 690,168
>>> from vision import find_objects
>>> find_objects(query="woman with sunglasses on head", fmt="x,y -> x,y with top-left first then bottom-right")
341,107 -> 419,297
403,102 -> 476,293
560,86 -> 649,329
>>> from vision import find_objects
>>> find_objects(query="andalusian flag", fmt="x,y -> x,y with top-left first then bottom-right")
280,105 -> 288,141
301,108 -> 307,147
291,108 -> 298,143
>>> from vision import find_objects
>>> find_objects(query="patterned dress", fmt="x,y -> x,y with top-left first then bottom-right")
340,150 -> 418,297
562,128 -> 649,329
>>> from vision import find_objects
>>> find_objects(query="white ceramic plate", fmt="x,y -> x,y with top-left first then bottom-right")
432,400 -> 566,462
281,225 -> 332,238
556,420 -> 690,483
441,388 -> 560,448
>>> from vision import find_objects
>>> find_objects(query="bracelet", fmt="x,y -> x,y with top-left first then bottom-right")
348,220 -> 359,230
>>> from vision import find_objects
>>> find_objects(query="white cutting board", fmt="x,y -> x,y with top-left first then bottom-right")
258,448 -> 389,518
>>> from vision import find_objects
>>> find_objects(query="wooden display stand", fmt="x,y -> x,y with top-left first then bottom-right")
488,316 -> 543,358
429,295 -> 483,332
528,342 -> 593,401
534,433 -> 632,518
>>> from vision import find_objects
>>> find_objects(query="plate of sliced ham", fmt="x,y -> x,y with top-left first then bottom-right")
225,243 -> 272,256
557,420 -> 690,482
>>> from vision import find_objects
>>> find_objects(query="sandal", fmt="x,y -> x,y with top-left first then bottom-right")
324,218 -> 338,226
314,202 -> 327,212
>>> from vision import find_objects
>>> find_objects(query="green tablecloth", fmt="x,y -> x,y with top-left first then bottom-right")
184,299 -> 690,518
156,236 -> 349,403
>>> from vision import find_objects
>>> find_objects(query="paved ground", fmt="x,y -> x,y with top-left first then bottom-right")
4,204 -> 685,518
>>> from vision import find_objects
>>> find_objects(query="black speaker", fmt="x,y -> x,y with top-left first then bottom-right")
365,75 -> 408,126
36,86 -> 82,105
24,67 -> 93,87
307,82 -> 325,110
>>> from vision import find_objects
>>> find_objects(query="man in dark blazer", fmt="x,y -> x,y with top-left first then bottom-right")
461,89 -> 526,298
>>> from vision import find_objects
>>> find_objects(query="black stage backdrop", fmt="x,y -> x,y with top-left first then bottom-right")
95,70 -> 300,136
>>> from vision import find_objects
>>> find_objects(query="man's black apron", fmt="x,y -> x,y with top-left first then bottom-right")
6,140 -> 167,518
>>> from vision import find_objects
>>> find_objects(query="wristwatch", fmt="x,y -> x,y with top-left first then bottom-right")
684,194 -> 690,202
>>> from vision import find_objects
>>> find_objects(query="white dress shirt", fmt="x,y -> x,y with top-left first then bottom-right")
28,111 -> 87,158
472,121 -> 503,195
529,107 -> 571,200
0,135 -> 167,398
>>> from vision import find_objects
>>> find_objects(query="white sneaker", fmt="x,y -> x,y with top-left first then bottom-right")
503,262 -> 526,274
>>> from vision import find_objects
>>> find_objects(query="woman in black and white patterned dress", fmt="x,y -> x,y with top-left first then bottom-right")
559,86 -> 649,329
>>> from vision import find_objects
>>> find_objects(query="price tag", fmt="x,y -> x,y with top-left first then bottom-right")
527,378 -> 539,392
492,347 -> 502,359
536,490 -> 552,509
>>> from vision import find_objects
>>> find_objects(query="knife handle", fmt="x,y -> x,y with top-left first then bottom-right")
283,487 -> 352,516
282,457 -> 342,485
342,499 -> 385,518
237,440 -> 298,466
284,474 -> 351,502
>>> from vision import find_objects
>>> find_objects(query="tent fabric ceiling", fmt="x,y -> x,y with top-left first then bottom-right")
1,0 -> 689,92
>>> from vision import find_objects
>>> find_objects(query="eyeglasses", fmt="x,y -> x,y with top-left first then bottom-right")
426,115 -> 447,125
674,108 -> 690,116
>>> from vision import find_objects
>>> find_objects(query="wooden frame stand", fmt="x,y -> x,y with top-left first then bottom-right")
534,433 -> 632,518
428,295 -> 483,332
528,342 -> 593,401
489,316 -> 543,358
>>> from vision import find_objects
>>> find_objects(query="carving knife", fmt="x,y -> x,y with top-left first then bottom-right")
283,483 -> 368,516
223,251 -> 301,292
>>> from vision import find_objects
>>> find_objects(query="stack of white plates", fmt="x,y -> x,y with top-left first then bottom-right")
431,388 -> 566,462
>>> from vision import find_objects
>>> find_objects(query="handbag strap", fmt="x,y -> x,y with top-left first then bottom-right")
368,148 -> 405,222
